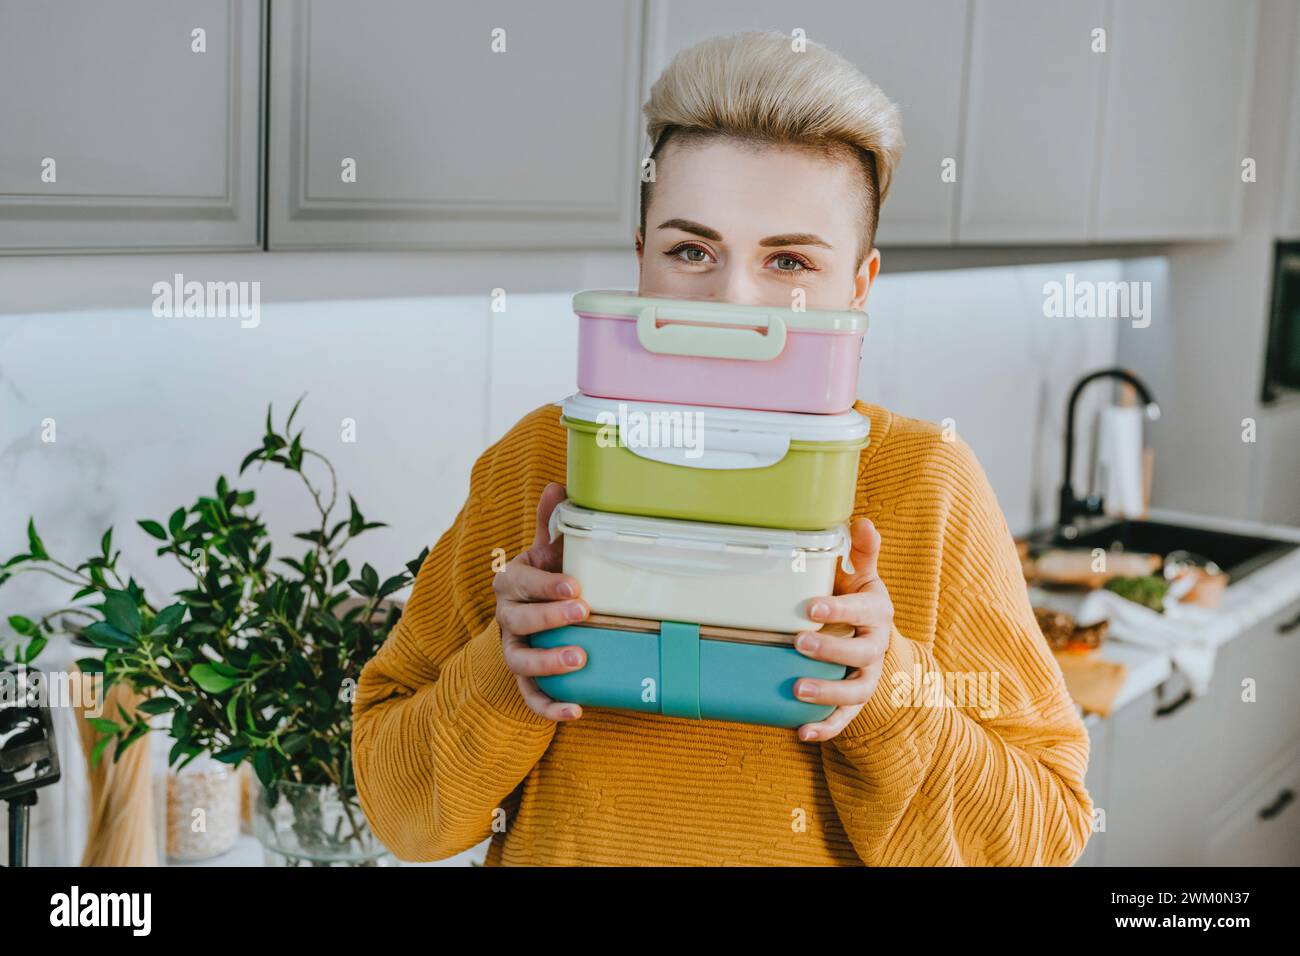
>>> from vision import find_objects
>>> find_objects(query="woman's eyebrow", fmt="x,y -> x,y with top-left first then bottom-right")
759,233 -> 832,249
657,218 -> 722,241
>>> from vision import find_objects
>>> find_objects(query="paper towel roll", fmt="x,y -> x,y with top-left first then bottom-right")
1096,404 -> 1145,518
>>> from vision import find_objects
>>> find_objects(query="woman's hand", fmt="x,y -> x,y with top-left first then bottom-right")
792,517 -> 893,742
494,482 -> 589,721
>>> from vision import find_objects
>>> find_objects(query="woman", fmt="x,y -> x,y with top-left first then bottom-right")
352,31 -> 1093,866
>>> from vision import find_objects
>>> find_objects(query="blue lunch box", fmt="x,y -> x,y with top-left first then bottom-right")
531,614 -> 852,728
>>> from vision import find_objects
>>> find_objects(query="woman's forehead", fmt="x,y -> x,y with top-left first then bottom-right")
649,138 -> 863,242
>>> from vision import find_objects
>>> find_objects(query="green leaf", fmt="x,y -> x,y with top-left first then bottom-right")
101,591 -> 141,636
100,527 -> 113,559
7,615 -> 37,637
23,635 -> 48,663
149,603 -> 186,637
332,559 -> 351,586
252,747 -> 276,787
189,663 -> 239,694
168,508 -> 187,538
137,697 -> 178,715
348,496 -> 364,536
361,563 -> 378,593
138,519 -> 168,541
89,717 -> 120,735
75,657 -> 105,674
405,547 -> 430,578
239,447 -> 264,475
82,621 -> 136,649
213,745 -> 249,765
286,393 -> 305,433
26,519 -> 49,560
90,735 -> 113,769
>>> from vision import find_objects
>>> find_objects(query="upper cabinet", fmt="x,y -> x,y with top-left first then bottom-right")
266,0 -> 643,250
1279,4 -> 1300,240
961,0 -> 1256,243
0,0 -> 263,254
958,0 -> 1106,243
0,0 -> 1271,253
1092,0 -> 1257,241
645,0 -> 969,246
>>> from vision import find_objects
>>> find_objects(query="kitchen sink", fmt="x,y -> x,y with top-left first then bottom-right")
1051,519 -> 1297,584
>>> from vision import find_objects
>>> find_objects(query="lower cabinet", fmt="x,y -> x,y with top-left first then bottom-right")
1084,597 -> 1300,866
1102,675 -> 1222,866
1206,748 -> 1300,866
1075,715 -> 1112,867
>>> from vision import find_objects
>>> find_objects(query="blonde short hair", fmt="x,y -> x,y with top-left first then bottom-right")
641,31 -> 904,258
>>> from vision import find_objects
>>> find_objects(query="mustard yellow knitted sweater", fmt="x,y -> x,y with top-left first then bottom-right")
352,401 -> 1093,865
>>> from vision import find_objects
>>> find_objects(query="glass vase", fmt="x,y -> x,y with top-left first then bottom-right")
250,775 -> 392,867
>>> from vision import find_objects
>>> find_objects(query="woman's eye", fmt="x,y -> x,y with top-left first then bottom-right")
667,243 -> 713,264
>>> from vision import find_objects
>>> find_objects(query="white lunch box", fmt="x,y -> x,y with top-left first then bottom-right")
548,501 -> 853,634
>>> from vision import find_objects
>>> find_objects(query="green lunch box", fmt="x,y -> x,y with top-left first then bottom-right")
560,393 -> 870,530
531,614 -> 852,728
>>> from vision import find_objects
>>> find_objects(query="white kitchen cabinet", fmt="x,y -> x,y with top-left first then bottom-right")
266,0 -> 643,250
1206,747 -> 1300,866
957,0 -> 1106,243
1209,596 -> 1300,804
0,0 -> 264,253
1102,675 -> 1222,866
1279,4 -> 1300,239
1075,715 -> 1113,866
644,0 -> 969,245
1092,0 -> 1258,240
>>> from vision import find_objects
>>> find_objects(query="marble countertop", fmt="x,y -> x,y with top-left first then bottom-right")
1033,507 -> 1300,727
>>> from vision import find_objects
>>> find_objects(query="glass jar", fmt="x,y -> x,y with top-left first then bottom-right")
250,775 -> 392,867
159,753 -> 242,862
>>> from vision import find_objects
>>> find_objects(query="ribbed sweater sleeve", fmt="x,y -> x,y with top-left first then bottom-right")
821,432 -> 1094,866
351,409 -> 560,862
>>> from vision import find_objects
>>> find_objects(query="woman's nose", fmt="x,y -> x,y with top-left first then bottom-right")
717,267 -> 766,306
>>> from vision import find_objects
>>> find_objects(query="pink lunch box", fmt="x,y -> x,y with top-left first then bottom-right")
574,290 -> 868,414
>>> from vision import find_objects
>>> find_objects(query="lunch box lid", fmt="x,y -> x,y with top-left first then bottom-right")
573,289 -> 868,335
550,500 -> 854,570
560,393 -> 870,446
571,613 -> 856,647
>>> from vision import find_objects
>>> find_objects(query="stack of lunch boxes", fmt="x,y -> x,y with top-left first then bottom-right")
532,290 -> 870,728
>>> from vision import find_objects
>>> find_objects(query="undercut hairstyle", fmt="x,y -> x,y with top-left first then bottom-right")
640,31 -> 905,265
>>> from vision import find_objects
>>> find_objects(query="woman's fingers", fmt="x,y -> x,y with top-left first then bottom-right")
793,624 -> 888,670
797,703 -> 864,742
501,635 -> 587,677
835,517 -> 882,591
498,593 -> 589,640
805,587 -> 893,632
493,559 -> 580,603
794,666 -> 882,709
515,675 -> 583,721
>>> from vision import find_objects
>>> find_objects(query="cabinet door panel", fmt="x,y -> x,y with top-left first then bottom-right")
1104,681 -> 1219,865
1212,598 -> 1300,801
1093,0 -> 1257,240
958,0 -> 1105,242
0,0 -> 262,253
267,0 -> 642,249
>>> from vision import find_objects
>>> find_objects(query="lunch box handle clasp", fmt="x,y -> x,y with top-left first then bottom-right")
636,305 -> 788,362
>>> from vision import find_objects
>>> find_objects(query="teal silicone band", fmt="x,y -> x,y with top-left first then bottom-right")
658,621 -> 701,719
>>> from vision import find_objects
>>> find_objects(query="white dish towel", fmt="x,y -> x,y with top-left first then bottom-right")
1075,588 -> 1219,695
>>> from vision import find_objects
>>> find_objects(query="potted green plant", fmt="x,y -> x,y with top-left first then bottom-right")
0,400 -> 426,866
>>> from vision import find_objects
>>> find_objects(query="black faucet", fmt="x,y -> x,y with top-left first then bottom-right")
1057,367 -> 1160,536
